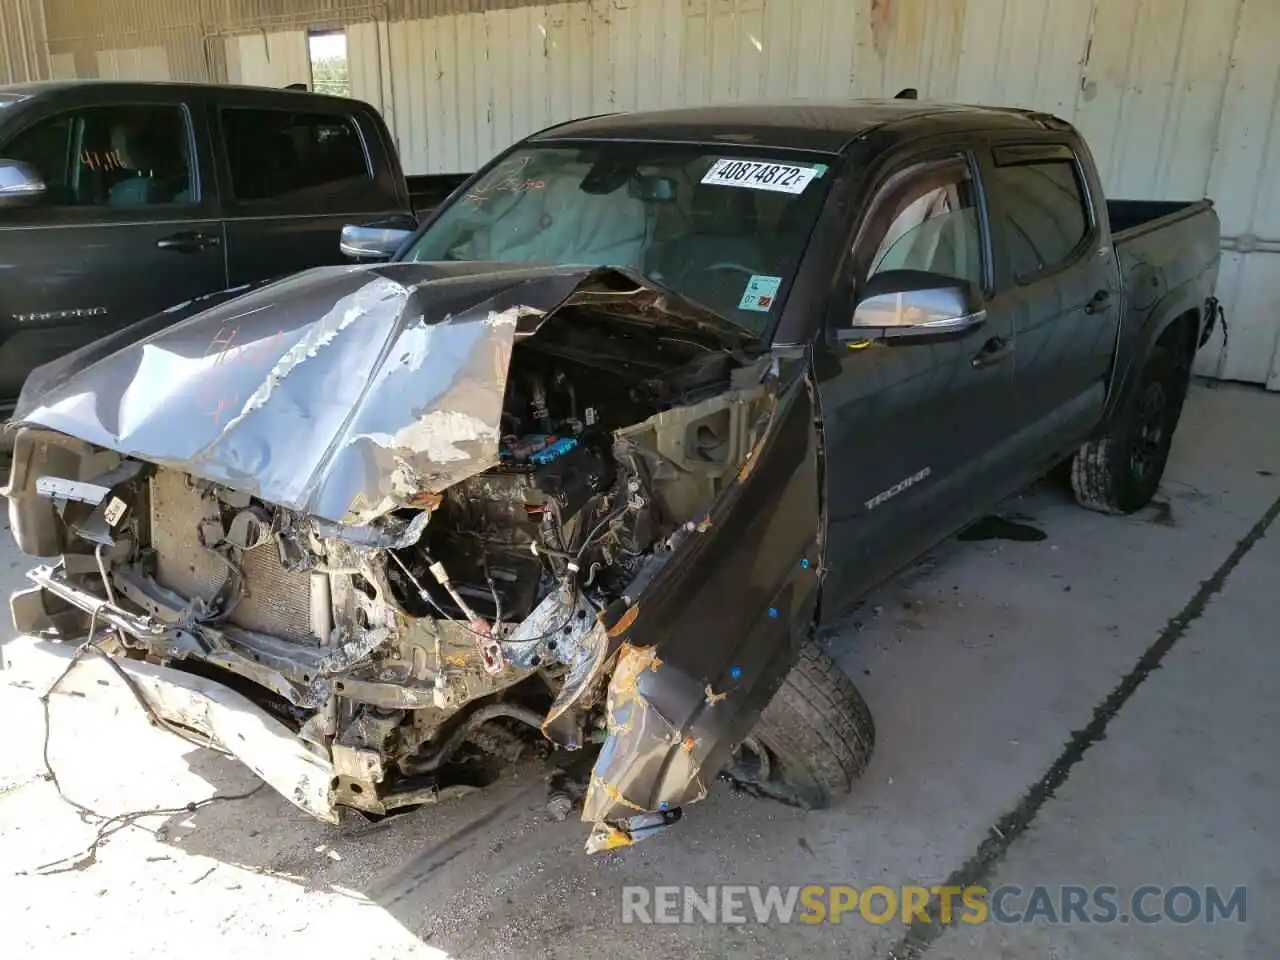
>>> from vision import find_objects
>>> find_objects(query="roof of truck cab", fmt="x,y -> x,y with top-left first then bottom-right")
531,99 -> 1068,153
0,79 -> 360,109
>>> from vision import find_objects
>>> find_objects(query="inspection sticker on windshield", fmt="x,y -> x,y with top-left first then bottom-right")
738,275 -> 782,312
702,159 -> 821,194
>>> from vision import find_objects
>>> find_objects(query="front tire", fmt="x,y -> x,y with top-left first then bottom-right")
1071,343 -> 1189,514
747,640 -> 875,808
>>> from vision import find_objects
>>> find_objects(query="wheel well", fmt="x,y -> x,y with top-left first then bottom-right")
1156,309 -> 1200,369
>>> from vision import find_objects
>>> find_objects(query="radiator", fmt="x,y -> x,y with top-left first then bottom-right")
149,470 -> 315,643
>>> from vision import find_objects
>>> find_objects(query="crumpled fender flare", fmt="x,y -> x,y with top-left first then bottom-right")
577,372 -> 822,833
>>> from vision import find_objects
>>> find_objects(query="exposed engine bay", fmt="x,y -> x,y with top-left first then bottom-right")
6,275 -> 790,851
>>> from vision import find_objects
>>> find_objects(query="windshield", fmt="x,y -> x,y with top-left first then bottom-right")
402,143 -> 834,336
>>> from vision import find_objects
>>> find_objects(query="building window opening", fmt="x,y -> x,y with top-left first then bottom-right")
308,30 -> 350,98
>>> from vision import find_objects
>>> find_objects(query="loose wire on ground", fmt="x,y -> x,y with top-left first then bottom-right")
34,608 -> 264,874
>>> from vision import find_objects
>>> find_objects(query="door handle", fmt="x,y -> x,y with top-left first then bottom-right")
971,336 -> 1013,368
157,232 -> 220,252
1084,289 -> 1112,314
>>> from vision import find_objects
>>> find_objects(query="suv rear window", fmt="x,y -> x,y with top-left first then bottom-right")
991,156 -> 1089,279
220,107 -> 370,202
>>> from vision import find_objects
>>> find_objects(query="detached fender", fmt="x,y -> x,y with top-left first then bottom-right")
581,372 -> 822,825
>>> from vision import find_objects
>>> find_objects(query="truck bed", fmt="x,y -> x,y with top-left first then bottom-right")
1107,199 -> 1213,242
1107,197 -> 1221,417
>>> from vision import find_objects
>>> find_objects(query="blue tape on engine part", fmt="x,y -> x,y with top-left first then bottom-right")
530,436 -> 578,465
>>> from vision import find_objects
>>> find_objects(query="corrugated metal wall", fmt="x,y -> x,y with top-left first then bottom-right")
40,0 -> 211,83
30,0 -> 516,86
35,0 -> 392,86
1199,0 -> 1280,387
340,0 -> 1279,387
0,0 -> 50,84
225,30 -> 312,86
5,0 -> 1279,386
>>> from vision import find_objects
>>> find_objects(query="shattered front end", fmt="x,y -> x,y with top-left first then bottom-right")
5,263 -> 823,850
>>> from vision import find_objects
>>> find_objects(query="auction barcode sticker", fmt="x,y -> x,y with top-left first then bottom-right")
701,159 -> 822,194
103,496 -> 127,526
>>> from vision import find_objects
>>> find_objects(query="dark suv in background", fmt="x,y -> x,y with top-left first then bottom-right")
0,81 -> 416,416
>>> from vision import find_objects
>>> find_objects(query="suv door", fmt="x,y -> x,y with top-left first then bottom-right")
982,141 -> 1120,465
815,149 -> 1020,616
215,101 -> 412,285
0,96 -> 225,410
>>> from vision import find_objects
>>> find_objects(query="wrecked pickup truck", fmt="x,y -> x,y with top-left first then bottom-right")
5,101 -> 1222,852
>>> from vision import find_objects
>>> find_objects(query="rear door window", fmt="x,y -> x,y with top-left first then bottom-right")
990,148 -> 1090,279
219,107 -> 371,203
1,104 -> 195,208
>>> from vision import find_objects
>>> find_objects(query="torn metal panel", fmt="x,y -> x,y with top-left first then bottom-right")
112,656 -> 337,824
12,263 -> 751,526
500,585 -> 597,669
581,374 -> 822,828
540,618 -> 615,748
585,809 -> 684,854
582,641 -> 708,823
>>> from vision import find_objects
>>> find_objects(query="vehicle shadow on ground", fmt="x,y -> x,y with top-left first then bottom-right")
155,739 -> 890,958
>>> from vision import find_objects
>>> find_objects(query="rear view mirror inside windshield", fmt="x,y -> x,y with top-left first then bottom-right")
629,175 -> 677,202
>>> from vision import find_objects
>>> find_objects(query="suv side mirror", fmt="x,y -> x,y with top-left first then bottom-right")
840,269 -> 986,343
340,223 -> 413,262
0,159 -> 46,208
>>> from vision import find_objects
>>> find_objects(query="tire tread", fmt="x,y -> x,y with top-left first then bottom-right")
1071,343 -> 1186,515
752,640 -> 875,806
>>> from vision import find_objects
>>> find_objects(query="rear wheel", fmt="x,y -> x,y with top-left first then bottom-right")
1071,343 -> 1190,514
743,639 -> 875,808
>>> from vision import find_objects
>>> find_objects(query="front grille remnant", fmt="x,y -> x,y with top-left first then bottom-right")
149,470 -> 315,643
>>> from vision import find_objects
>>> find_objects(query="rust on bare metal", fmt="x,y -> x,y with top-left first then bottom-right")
589,775 -> 647,812
870,0 -> 894,57
607,603 -> 640,638
612,642 -> 657,697
405,490 -> 445,509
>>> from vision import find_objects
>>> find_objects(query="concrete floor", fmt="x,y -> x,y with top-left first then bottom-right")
1,381 -> 1277,960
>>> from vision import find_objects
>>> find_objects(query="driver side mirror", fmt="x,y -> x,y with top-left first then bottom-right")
839,269 -> 986,343
340,223 -> 414,262
0,159 -> 46,209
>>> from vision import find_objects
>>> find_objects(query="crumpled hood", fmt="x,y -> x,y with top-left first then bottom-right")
12,262 -> 751,525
